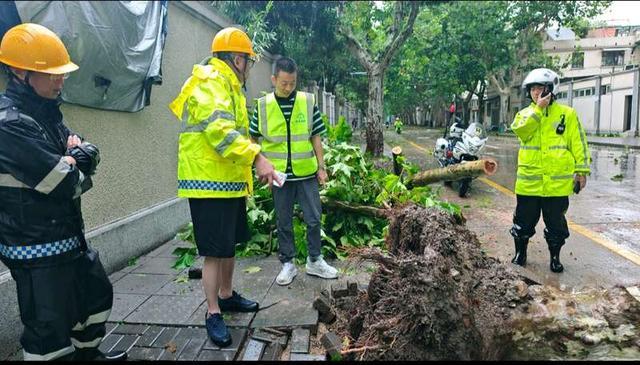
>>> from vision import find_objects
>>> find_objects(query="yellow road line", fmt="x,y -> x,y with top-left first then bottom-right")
400,136 -> 640,266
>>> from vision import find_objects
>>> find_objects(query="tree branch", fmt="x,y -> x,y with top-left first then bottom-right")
336,1 -> 374,70
379,2 -> 420,68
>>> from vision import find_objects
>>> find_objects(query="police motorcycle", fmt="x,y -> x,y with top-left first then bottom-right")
434,117 -> 488,197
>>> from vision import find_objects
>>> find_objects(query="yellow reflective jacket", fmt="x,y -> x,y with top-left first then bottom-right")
256,91 -> 318,176
511,101 -> 591,197
168,57 -> 260,198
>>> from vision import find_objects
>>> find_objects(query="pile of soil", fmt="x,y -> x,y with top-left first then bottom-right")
328,204 -> 528,360
326,204 -> 640,360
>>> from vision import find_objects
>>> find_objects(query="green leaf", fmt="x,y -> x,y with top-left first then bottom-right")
243,266 -> 262,274
174,275 -> 189,284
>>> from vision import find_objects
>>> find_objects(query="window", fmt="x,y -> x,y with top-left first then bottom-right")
556,91 -> 567,99
602,50 -> 625,66
585,88 -> 592,96
600,85 -> 610,95
571,52 -> 584,69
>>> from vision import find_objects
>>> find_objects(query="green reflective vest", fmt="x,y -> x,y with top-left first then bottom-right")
168,57 -> 260,198
256,91 -> 318,176
511,101 -> 591,197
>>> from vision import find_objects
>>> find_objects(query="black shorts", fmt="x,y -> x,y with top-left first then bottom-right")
188,198 -> 250,258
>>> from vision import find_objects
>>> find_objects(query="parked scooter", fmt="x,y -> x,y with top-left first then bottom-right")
434,119 -> 488,197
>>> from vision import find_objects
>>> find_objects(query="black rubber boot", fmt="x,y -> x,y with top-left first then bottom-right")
510,238 -> 528,266
549,245 -> 564,273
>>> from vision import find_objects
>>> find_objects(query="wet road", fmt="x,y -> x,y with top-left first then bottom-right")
382,126 -> 640,289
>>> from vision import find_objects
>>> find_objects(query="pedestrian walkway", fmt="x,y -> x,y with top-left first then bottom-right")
5,238 -> 373,361
490,129 -> 640,149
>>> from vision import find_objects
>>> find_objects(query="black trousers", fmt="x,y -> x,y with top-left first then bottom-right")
510,195 -> 570,246
10,249 -> 113,360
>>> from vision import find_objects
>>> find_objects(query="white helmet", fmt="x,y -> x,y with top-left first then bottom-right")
521,68 -> 560,95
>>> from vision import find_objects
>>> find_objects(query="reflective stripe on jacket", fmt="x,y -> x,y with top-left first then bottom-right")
168,57 -> 260,198
256,91 -> 318,176
511,101 -> 591,197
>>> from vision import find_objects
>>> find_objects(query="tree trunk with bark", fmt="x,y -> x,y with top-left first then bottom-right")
408,159 -> 498,187
337,1 -> 420,156
366,67 -> 385,155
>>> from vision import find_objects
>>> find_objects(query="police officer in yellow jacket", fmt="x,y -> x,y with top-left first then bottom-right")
510,68 -> 591,273
168,27 -> 279,347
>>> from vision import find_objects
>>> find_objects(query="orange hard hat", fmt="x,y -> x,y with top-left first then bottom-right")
0,23 -> 78,74
211,27 -> 256,57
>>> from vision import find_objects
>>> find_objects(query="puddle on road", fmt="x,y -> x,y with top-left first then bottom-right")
590,147 -> 639,185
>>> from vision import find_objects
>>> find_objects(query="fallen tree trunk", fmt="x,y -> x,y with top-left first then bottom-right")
409,159 -> 498,187
321,197 -> 390,218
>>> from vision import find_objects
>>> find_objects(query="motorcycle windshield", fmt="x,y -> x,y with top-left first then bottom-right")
464,123 -> 487,139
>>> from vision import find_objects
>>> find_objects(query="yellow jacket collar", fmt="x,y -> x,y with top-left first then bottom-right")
208,57 -> 241,89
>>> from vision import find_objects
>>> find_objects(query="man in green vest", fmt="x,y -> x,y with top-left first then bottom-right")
510,68 -> 591,273
250,57 -> 338,286
169,27 -> 280,348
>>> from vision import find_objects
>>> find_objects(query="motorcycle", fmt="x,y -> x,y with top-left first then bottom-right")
433,119 -> 488,197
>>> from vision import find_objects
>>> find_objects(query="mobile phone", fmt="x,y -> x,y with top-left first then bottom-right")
541,86 -> 550,98
573,180 -> 581,194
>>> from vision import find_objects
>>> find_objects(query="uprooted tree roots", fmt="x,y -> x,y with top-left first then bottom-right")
327,205 -> 640,360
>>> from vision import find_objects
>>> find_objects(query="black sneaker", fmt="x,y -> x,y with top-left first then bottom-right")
205,312 -> 232,347
218,291 -> 259,312
73,348 -> 128,361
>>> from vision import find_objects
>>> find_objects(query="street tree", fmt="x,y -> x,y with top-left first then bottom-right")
336,1 -> 420,156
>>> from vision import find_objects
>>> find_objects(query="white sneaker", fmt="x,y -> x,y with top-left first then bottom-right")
276,262 -> 297,286
305,257 -> 338,279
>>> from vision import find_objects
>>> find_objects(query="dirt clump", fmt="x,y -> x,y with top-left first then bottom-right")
325,204 -> 640,361
327,205 -> 527,360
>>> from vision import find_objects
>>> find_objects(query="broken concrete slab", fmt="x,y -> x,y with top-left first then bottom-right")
289,353 -> 327,361
290,328 -> 310,354
242,339 -> 266,361
320,332 -> 342,360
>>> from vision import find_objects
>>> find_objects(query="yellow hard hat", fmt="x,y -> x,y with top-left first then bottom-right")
0,23 -> 78,74
211,27 -> 256,57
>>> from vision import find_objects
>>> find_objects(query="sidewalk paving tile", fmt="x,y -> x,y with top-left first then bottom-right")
203,328 -> 247,352
131,257 -> 182,275
156,277 -> 205,299
197,349 -> 236,361
124,294 -> 204,325
159,335 -> 190,360
110,294 -> 150,321
134,325 -> 164,347
98,334 -> 123,353
178,338 -> 207,361
111,324 -> 148,335
119,255 -> 151,273
187,302 -> 255,327
112,273 -> 173,295
147,239 -> 188,258
251,267 -> 329,329
150,327 -> 179,347
111,334 -> 138,352
127,346 -> 163,361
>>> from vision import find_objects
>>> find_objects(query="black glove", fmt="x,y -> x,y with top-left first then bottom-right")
68,142 -> 100,176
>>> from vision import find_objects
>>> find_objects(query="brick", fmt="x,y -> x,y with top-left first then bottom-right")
347,281 -> 359,296
250,328 -> 287,346
331,281 -> 349,299
260,342 -> 283,361
320,332 -> 342,360
290,353 -> 327,361
111,334 -> 138,352
111,323 -> 148,335
159,336 -> 190,361
98,334 -> 122,353
197,350 -> 235,361
104,322 -> 117,336
241,339 -> 266,361
312,295 -> 332,314
127,346 -> 163,361
178,338 -> 206,361
151,327 -> 179,348
290,328 -> 310,354
135,326 -> 163,347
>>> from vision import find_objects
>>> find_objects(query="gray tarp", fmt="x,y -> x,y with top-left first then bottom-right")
15,1 -> 168,112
